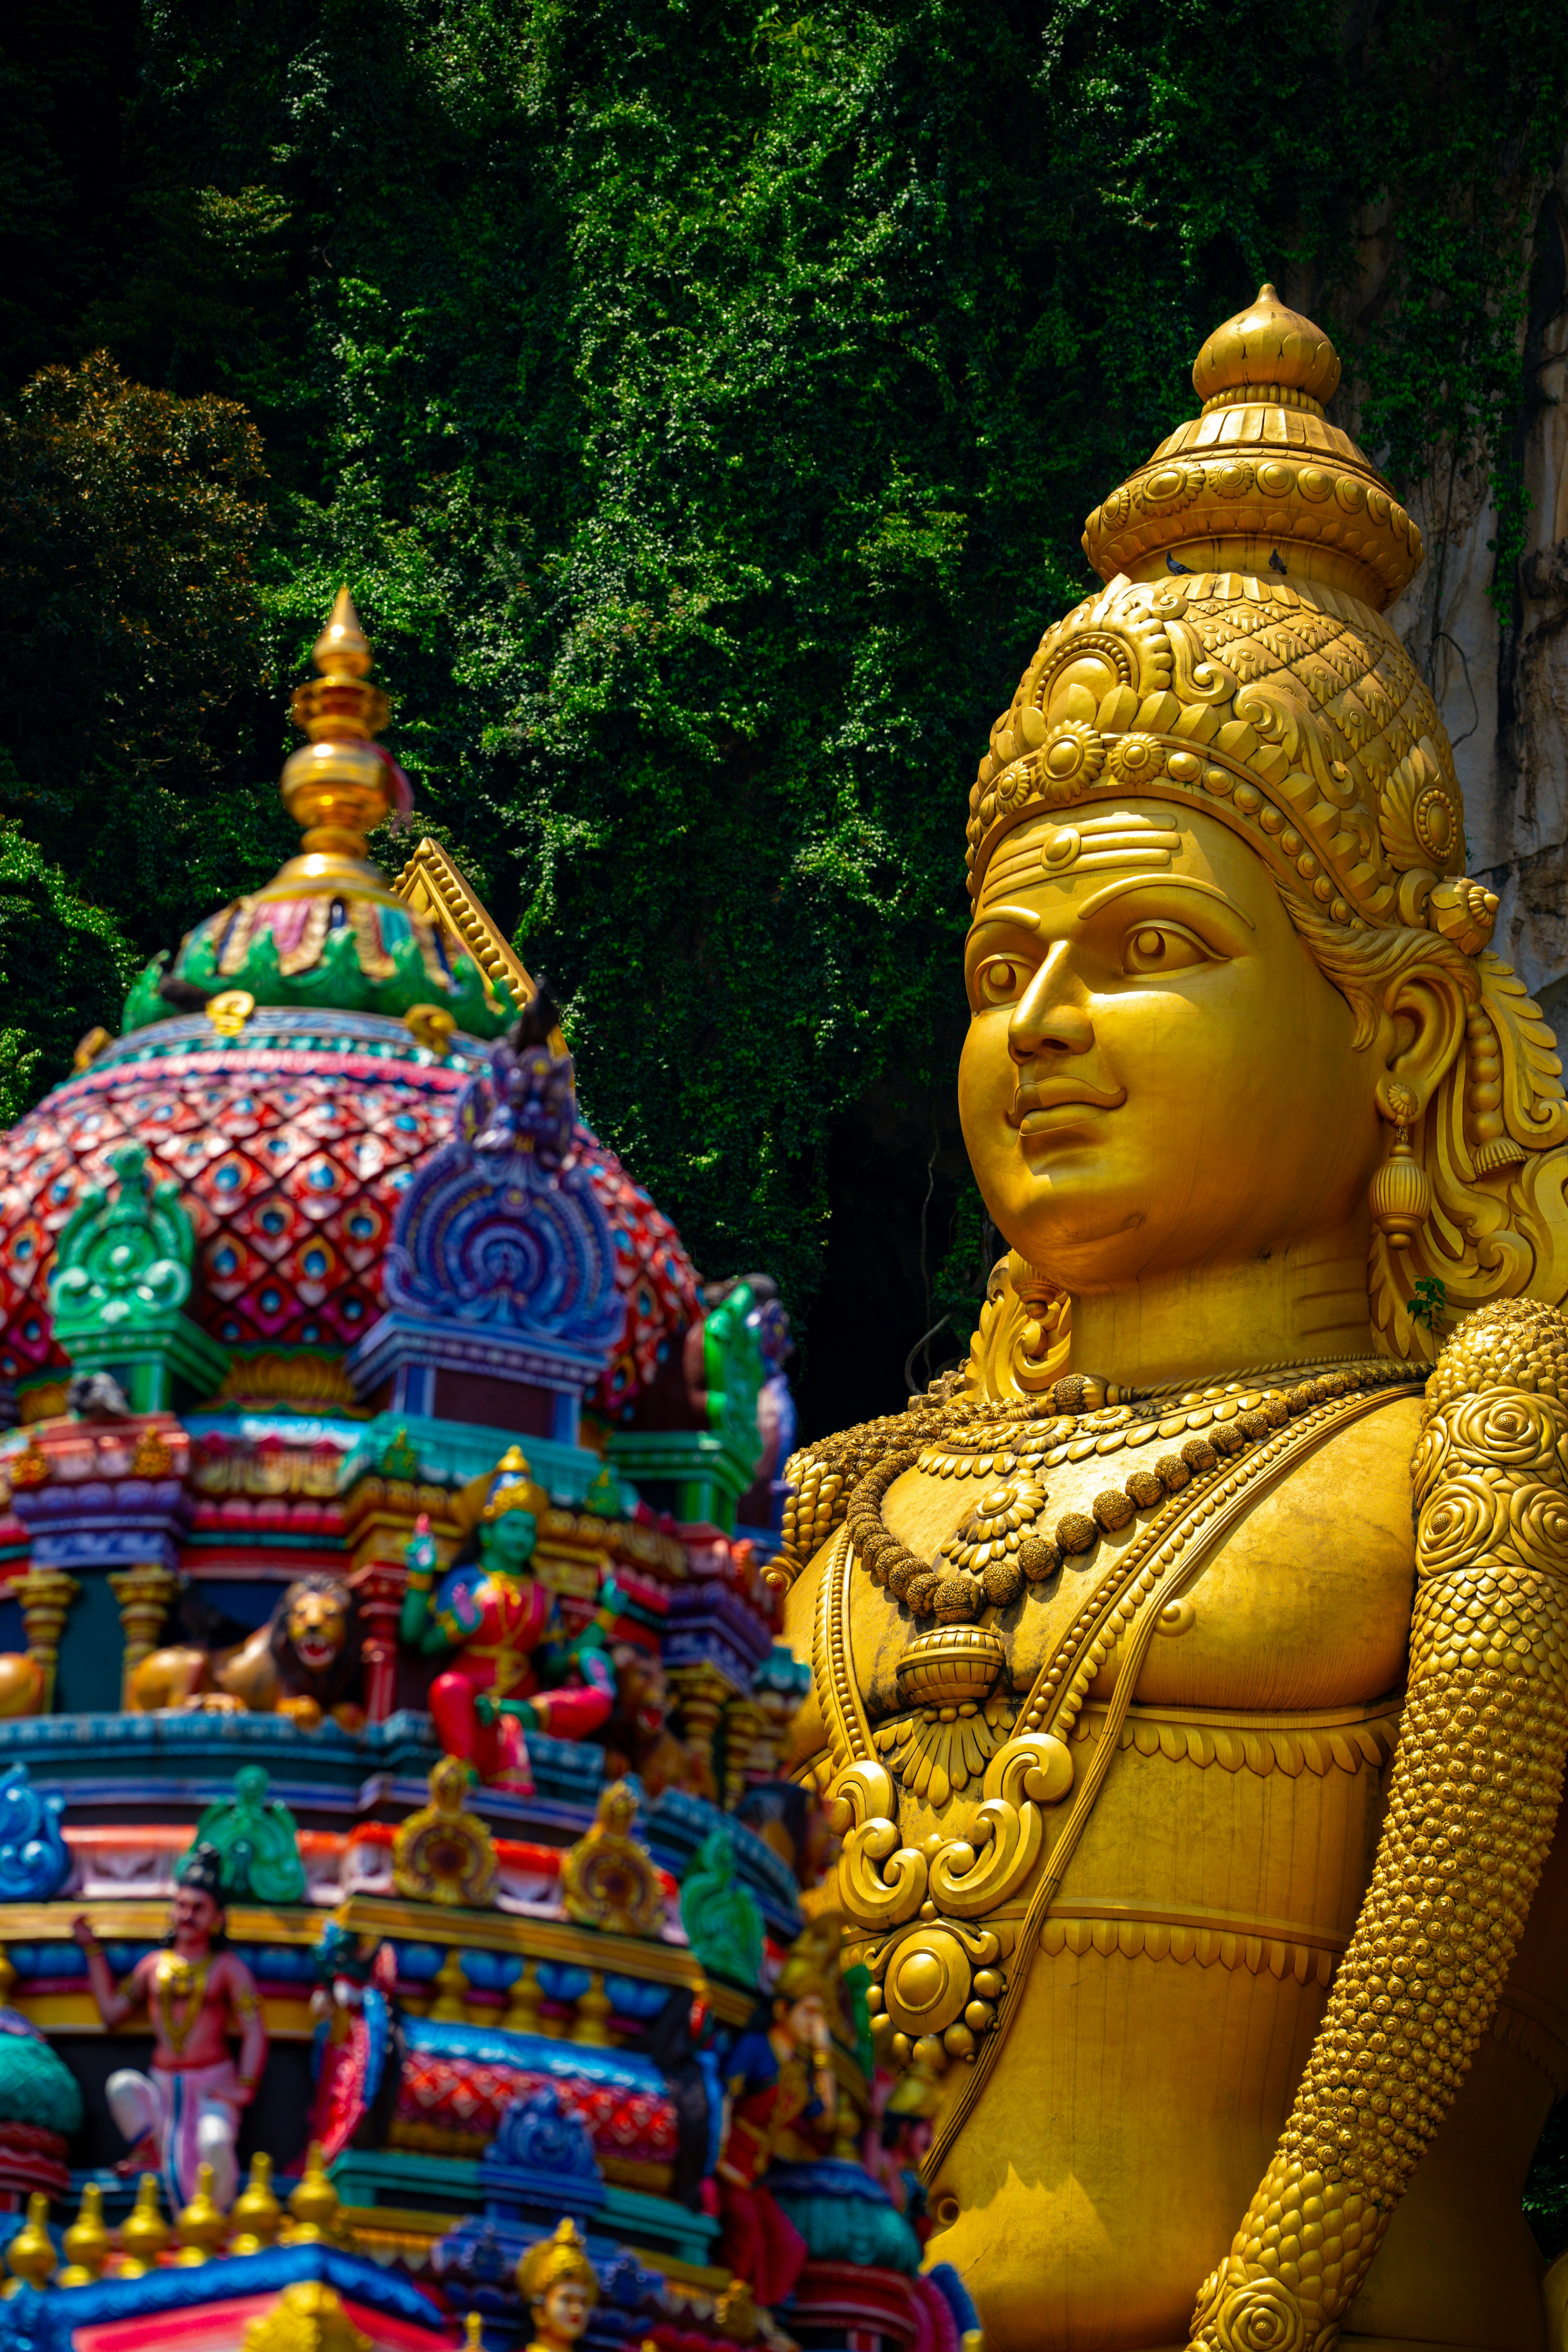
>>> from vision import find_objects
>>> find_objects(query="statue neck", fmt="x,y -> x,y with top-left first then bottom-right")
1065,1217 -> 1375,1392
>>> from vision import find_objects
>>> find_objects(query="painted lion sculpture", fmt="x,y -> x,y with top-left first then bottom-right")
130,1574 -> 366,1731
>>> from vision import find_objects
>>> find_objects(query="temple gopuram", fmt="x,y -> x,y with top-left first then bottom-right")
0,596 -> 966,2352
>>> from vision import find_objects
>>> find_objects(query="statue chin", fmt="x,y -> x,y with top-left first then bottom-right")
781,285 -> 1568,2352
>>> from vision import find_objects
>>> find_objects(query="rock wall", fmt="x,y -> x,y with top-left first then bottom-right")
1374,174 -> 1568,1037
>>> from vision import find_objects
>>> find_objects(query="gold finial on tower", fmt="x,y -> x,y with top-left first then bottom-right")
230,2149 -> 283,2253
58,2183 -> 110,2285
174,2162 -> 229,2264
1191,281 -> 1341,412
280,586 -> 398,868
1081,281 -> 1422,607
117,2173 -> 172,2275
312,584 -> 373,677
4,2192 -> 57,2292
283,2140 -> 341,2244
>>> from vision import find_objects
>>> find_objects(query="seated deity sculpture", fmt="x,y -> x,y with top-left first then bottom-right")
400,1446 -> 615,1788
778,286 -> 1568,2352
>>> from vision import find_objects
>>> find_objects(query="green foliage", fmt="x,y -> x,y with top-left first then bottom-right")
0,812 -> 138,1121
0,350 -> 284,942
1409,1275 -> 1448,1334
1526,2098 -> 1568,2258
0,0 -> 1564,1383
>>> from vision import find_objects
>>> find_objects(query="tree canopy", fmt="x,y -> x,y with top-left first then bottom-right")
0,0 -> 1565,1434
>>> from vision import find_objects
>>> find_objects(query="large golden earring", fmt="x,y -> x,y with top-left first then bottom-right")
1369,1081 -> 1431,1248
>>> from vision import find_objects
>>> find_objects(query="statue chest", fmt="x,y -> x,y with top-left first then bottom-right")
844,1392 -> 1423,1733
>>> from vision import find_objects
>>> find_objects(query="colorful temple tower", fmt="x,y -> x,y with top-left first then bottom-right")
0,597 -> 961,2352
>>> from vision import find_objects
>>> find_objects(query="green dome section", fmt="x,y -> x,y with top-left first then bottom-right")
123,895 -> 517,1038
120,588 -> 519,1041
0,2014 -> 84,2136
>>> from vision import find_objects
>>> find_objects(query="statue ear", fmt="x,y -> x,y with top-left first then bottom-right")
1376,958 -> 1470,1123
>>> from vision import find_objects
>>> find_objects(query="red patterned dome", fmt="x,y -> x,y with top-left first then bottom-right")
0,1007 -> 699,1410
0,593 -> 702,1415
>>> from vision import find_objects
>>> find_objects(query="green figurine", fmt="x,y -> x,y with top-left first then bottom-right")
399,1450 -> 615,1790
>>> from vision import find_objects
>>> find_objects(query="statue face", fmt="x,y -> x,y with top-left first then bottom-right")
171,1884 -> 221,1947
540,2280 -> 592,2342
958,801 -> 1385,1288
780,1989 -> 828,2048
481,1507 -> 537,1571
285,1584 -> 349,1672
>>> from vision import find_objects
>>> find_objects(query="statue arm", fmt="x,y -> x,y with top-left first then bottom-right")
1192,1298 -> 1568,2352
223,1954 -> 269,2103
398,1522 -> 453,1658
71,1920 -> 144,2029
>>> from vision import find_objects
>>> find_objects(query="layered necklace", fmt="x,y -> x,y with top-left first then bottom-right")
780,1354 -> 1419,1627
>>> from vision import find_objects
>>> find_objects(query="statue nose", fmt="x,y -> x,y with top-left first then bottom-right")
1009,958 -> 1094,1059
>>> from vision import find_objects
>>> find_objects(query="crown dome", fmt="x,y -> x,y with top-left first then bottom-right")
0,595 -> 702,1416
1191,282 -> 1341,411
122,590 -> 517,1040
1081,284 -> 1422,608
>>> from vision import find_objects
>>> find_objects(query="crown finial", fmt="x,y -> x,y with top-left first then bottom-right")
1191,282 -> 1341,413
313,585 -> 372,679
281,591 -> 398,862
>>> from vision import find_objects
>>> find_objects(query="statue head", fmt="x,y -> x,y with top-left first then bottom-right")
957,285 -> 1568,1380
172,1840 -> 225,1949
461,1445 -> 548,1573
770,1940 -> 835,2049
274,1575 -> 357,1691
515,2217 -> 598,2350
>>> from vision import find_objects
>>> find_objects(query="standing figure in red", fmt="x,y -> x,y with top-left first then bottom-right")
71,1842 -> 267,2212
400,1447 -> 614,1790
715,1944 -> 838,2305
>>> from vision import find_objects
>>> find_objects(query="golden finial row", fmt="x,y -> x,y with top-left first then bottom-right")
2,2144 -> 337,2291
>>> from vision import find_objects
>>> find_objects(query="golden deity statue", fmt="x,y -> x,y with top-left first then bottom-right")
777,286 -> 1568,2352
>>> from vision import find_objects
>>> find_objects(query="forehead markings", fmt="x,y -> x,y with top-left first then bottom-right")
977,810 -> 1183,922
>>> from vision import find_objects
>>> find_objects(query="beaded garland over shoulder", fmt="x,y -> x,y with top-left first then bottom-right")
774,1353 -> 1413,1616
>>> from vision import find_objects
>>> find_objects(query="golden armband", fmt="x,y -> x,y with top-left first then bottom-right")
1191,1297 -> 1568,2352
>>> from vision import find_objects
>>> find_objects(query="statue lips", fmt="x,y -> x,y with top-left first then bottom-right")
1008,1076 -> 1127,1138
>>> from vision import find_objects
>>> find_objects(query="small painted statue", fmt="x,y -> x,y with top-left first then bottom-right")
515,2215 -> 599,2352
399,1448 -> 613,1788
715,1942 -> 839,2303
130,1574 -> 366,1731
71,1841 -> 267,2209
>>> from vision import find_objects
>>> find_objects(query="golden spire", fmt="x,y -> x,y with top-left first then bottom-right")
276,586 -> 398,877
174,2162 -> 229,2263
1191,281 -> 1341,412
3,2192 -> 56,2292
312,584 -> 372,676
58,2183 -> 110,2286
117,2173 -> 172,2275
283,2140 -> 341,2244
1081,282 -> 1423,609
230,2150 -> 283,2253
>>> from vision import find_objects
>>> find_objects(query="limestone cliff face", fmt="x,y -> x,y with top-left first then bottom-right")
1377,176 -> 1568,1036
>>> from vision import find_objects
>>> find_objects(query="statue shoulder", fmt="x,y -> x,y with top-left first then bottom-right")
1416,1296 -> 1568,1527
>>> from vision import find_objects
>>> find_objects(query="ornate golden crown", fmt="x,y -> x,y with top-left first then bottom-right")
965,285 -> 1496,956
515,2216 -> 599,2307
452,1444 -> 550,1537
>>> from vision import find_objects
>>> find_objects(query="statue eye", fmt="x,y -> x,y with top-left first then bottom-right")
1122,923 -> 1209,976
975,958 -> 1024,1004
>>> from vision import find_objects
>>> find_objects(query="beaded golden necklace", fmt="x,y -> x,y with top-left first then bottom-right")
779,1354 -> 1416,1625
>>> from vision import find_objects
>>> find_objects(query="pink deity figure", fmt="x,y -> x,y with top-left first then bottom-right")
71,1842 -> 267,2210
399,1447 -> 614,1790
715,1947 -> 839,2304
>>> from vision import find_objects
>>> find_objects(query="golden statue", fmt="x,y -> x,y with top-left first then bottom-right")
515,2217 -> 599,2352
777,285 -> 1568,2352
